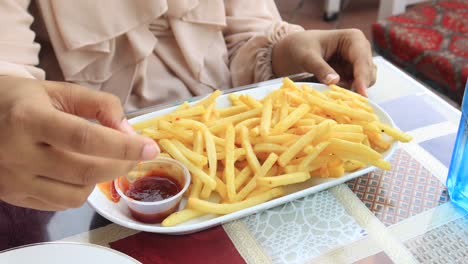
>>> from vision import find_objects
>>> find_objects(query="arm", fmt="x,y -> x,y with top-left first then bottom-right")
0,1 -> 160,211
0,0 -> 44,79
224,0 -> 375,96
224,0 -> 304,87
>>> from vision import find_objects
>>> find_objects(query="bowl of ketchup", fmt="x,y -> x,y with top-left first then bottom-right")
114,157 -> 191,224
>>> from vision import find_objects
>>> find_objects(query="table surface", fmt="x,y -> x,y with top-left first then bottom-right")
1,56 -> 467,264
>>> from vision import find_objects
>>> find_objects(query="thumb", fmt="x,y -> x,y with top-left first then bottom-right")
43,81 -> 135,134
301,54 -> 340,85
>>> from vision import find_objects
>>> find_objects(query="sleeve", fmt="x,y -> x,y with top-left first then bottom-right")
224,0 -> 304,86
0,0 -> 45,79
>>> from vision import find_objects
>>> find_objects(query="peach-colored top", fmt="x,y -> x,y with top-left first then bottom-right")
0,0 -> 303,111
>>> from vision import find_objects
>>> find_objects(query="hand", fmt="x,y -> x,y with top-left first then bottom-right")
272,29 -> 376,96
0,76 -> 160,211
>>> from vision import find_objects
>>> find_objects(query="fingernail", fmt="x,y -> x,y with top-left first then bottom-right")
141,142 -> 160,160
120,119 -> 136,135
324,73 -> 340,84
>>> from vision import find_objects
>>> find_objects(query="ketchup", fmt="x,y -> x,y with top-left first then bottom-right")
97,180 -> 120,203
125,172 -> 182,223
125,174 -> 181,202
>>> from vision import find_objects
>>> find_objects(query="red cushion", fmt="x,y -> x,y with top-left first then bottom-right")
372,0 -> 468,103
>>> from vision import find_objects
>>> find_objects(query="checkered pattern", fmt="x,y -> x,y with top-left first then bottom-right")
347,148 -> 449,226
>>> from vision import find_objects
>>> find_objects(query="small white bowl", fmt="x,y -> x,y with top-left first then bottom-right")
114,157 -> 191,223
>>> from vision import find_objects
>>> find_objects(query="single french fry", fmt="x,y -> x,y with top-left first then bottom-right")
199,129 -> 217,198
236,153 -> 278,201
328,162 -> 345,178
240,126 -> 261,173
173,119 -> 207,131
278,127 -> 317,167
210,108 -> 263,134
193,130 -> 204,155
158,152 -> 172,158
253,143 -> 287,154
311,119 -> 335,145
142,128 -> 174,140
171,139 -> 208,167
161,209 -> 205,227
159,120 -> 193,145
131,118 -> 159,131
329,84 -> 368,103
279,93 -> 289,120
165,105 -> 205,120
330,132 -> 366,143
235,166 -> 252,191
202,103 -> 214,123
252,134 -> 299,144
239,94 -> 263,109
260,98 -> 273,137
333,124 -> 364,133
282,77 -> 299,90
175,101 -> 191,111
299,141 -> 330,170
343,160 -> 365,172
246,186 -> 272,199
219,105 -> 249,117
234,118 -> 261,132
257,172 -> 310,188
159,139 -> 216,189
195,90 -> 222,107
249,126 -> 260,137
225,124 -> 236,202
228,94 -> 244,106
189,178 -> 203,198
294,119 -> 316,127
367,131 -> 391,151
328,138 -> 381,160
214,177 -> 227,201
217,148 -> 245,161
188,188 -> 284,215
271,104 -> 310,135
305,93 -> 376,122
376,122 -> 413,142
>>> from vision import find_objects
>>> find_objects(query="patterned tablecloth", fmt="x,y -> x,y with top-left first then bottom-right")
59,56 -> 468,264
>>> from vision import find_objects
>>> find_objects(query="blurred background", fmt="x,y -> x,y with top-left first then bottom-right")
276,0 -> 379,40
275,0 -> 468,107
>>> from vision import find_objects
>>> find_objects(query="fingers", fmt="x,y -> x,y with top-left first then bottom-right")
35,146 -> 137,185
34,108 -> 159,160
43,81 -> 135,134
300,53 -> 341,85
352,59 -> 371,97
31,176 -> 95,208
341,29 -> 375,96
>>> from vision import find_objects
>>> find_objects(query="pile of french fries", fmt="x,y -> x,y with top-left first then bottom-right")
132,78 -> 412,226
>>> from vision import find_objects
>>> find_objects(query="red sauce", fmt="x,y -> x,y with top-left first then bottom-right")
125,174 -> 181,202
97,180 -> 120,203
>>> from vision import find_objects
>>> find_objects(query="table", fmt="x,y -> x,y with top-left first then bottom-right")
1,56 -> 467,264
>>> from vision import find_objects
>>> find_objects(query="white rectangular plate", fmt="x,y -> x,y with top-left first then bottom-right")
87,82 -> 397,234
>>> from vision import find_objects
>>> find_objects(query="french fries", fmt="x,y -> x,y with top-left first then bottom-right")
131,78 -> 412,226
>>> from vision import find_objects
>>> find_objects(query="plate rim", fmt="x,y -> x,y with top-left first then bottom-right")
0,241 -> 141,263
88,82 -> 398,234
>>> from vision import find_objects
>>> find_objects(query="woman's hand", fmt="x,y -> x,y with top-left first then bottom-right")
0,76 -> 160,211
272,29 -> 376,96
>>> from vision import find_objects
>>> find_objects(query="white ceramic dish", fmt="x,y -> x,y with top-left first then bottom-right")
0,242 -> 140,264
88,82 -> 397,235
